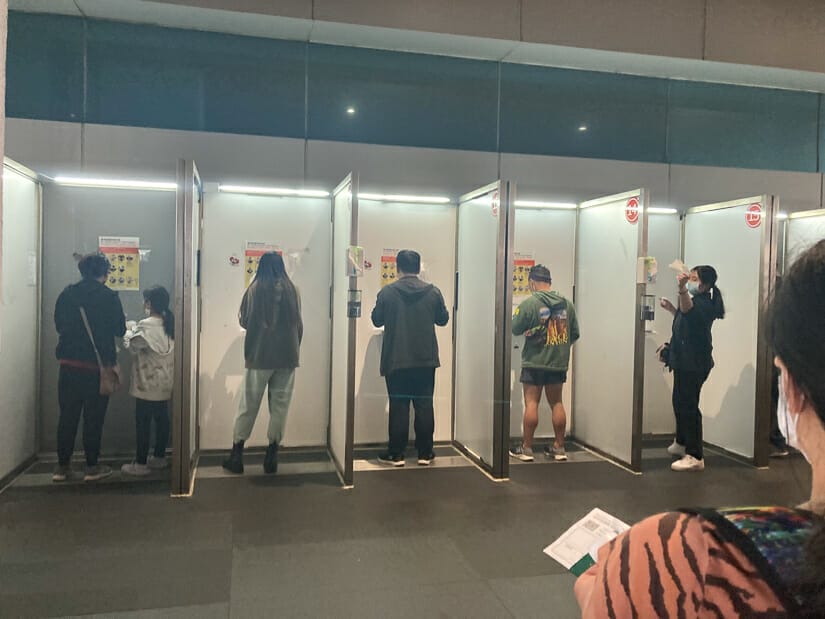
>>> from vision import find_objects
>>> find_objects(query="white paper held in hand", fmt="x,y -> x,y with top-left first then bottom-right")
544,508 -> 630,571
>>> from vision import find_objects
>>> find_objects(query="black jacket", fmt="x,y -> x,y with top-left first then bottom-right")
55,279 -> 127,367
371,276 -> 450,376
669,293 -> 718,373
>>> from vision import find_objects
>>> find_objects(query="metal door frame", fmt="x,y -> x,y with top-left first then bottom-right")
172,159 -> 203,497
328,173 -> 358,488
451,180 -> 515,480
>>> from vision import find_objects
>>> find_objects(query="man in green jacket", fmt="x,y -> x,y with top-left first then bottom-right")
510,265 -> 580,462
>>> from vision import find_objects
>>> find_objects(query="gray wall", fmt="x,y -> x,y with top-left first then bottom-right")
40,184 -> 175,455
36,0 -> 825,75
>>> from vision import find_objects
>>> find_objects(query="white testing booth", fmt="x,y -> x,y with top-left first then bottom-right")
18,160 -> 202,496
0,159 -> 41,484
681,196 -> 778,468
784,209 -> 825,271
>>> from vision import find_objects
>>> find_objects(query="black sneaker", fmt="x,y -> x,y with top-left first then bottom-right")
377,453 -> 405,467
263,443 -> 278,474
418,453 -> 435,466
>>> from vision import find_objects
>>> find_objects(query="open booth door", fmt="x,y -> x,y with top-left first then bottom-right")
684,196 -> 777,467
329,174 -> 358,487
453,181 -> 515,480
172,160 -> 203,496
573,190 -> 649,472
784,209 -> 825,271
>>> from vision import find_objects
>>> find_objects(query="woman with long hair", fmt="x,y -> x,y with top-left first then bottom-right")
575,240 -> 825,617
223,252 -> 303,475
660,265 -> 725,472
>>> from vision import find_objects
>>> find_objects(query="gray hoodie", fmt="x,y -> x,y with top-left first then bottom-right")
371,275 -> 450,376
124,316 -> 175,401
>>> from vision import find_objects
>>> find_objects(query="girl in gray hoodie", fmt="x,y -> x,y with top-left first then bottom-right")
121,286 -> 175,476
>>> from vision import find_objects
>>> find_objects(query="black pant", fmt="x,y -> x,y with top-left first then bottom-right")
136,399 -> 170,464
672,369 -> 709,460
386,367 -> 436,457
57,366 -> 109,467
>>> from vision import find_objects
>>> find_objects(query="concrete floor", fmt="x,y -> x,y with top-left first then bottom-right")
0,450 -> 811,618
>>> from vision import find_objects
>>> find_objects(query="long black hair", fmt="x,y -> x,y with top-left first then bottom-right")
250,252 -> 299,329
693,265 -> 725,319
769,239 -> 825,616
143,285 -> 174,339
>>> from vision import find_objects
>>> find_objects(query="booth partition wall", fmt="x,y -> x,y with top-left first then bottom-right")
784,209 -> 825,271
683,196 -> 778,468
452,181 -> 515,480
571,190 -> 650,473
0,159 -> 41,484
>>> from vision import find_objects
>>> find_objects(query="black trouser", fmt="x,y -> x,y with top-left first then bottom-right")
57,366 -> 109,467
672,369 -> 709,460
386,367 -> 436,457
135,399 -> 170,464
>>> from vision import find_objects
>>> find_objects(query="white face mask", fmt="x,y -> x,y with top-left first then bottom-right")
686,281 -> 701,295
144,306 -> 151,317
778,376 -> 807,461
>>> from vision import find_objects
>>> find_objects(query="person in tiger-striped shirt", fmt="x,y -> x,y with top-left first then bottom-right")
575,239 -> 825,618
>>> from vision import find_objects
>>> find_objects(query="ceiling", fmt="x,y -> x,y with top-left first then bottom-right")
11,0 -> 825,93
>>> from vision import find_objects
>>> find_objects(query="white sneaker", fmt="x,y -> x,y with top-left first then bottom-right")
147,456 -> 169,470
121,462 -> 151,476
667,441 -> 686,457
509,444 -> 534,462
671,455 -> 705,472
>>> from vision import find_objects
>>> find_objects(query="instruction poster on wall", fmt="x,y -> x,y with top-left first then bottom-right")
99,236 -> 140,291
513,252 -> 535,301
244,241 -> 281,288
380,248 -> 399,288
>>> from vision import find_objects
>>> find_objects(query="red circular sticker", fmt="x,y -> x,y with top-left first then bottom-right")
746,203 -> 762,229
625,197 -> 640,224
491,190 -> 500,218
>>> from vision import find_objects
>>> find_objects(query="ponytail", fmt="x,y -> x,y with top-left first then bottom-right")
710,285 -> 725,320
143,285 -> 174,339
694,265 -> 725,319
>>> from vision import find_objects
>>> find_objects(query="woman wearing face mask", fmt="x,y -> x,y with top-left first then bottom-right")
574,239 -> 825,618
659,265 -> 725,472
121,286 -> 175,476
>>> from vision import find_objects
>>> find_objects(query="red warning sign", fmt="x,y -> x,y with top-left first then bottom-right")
745,203 -> 762,229
625,197 -> 640,224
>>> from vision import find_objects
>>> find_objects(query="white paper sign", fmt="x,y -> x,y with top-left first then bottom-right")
544,508 -> 630,572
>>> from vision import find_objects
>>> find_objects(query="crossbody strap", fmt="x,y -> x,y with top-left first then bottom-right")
79,306 -> 104,368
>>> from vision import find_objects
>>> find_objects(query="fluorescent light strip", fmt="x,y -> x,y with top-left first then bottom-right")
648,207 -> 678,215
54,176 -> 177,191
358,193 -> 451,204
219,184 -> 329,198
514,200 -> 577,210
777,212 -> 789,220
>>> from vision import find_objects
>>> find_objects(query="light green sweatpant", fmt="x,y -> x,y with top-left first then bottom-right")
233,368 -> 295,445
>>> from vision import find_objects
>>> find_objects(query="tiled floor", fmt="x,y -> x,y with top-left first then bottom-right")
0,448 -> 811,618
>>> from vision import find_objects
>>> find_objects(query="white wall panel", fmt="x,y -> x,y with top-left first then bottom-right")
5,119 -> 82,177
500,153 -> 669,207
198,192 -> 331,449
355,200 -> 455,445
670,164 -> 821,214
83,125 -> 306,186
785,211 -> 825,270
0,166 -> 39,479
307,140 -> 499,200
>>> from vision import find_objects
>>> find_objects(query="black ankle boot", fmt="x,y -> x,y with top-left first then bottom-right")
264,443 -> 278,474
222,441 -> 244,474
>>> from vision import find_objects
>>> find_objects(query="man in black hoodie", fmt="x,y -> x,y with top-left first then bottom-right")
53,253 -> 126,482
371,250 -> 449,467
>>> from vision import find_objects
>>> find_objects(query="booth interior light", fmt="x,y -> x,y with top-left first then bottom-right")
777,212 -> 789,220
514,200 -> 577,210
648,207 -> 679,215
358,193 -> 451,204
54,176 -> 177,191
219,184 -> 329,198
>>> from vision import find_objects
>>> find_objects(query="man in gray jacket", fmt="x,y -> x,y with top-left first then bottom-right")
371,250 -> 449,467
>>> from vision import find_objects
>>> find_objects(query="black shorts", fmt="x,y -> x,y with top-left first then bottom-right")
520,368 -> 567,386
